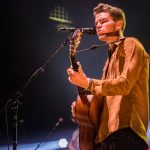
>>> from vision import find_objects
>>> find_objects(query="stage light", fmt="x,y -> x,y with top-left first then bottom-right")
58,138 -> 68,148
49,6 -> 72,24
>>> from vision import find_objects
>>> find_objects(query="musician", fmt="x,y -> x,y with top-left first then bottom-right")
67,3 -> 149,150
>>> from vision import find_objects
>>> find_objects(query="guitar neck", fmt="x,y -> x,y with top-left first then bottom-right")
77,86 -> 91,95
71,59 -> 91,95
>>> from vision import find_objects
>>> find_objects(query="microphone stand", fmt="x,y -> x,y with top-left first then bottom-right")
9,42 -> 98,150
76,38 -> 125,53
34,117 -> 64,150
5,33 -> 73,150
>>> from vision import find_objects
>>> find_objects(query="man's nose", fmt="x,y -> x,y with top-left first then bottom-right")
96,22 -> 102,27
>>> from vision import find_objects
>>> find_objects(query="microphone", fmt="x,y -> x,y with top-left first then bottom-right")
52,117 -> 64,130
34,117 -> 64,150
58,27 -> 96,35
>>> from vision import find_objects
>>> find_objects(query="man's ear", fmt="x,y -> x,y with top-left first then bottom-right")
115,20 -> 123,31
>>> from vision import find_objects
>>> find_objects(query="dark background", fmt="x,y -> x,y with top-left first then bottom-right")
0,0 -> 150,148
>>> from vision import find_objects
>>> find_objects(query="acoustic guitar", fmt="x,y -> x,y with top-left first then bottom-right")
69,30 -> 103,150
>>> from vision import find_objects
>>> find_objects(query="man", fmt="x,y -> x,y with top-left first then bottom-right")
67,3 -> 149,150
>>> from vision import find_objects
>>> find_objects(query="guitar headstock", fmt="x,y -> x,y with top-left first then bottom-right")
69,30 -> 83,71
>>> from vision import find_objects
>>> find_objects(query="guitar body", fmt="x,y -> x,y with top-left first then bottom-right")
89,95 -> 103,128
76,94 -> 103,128
69,30 -> 103,149
75,94 -> 103,150
75,94 -> 91,126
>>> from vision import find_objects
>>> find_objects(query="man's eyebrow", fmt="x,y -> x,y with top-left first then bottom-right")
95,18 -> 108,23
99,18 -> 108,21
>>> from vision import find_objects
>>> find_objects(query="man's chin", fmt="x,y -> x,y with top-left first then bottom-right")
99,35 -> 107,41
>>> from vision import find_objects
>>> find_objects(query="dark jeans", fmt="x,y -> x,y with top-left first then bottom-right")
95,127 -> 148,150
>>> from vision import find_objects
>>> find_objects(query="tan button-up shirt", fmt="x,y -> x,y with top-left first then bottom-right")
91,37 -> 149,143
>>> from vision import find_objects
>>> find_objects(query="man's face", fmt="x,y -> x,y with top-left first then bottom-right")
95,12 -> 117,41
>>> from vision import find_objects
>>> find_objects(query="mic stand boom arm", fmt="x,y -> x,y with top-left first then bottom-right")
4,33 -> 73,150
